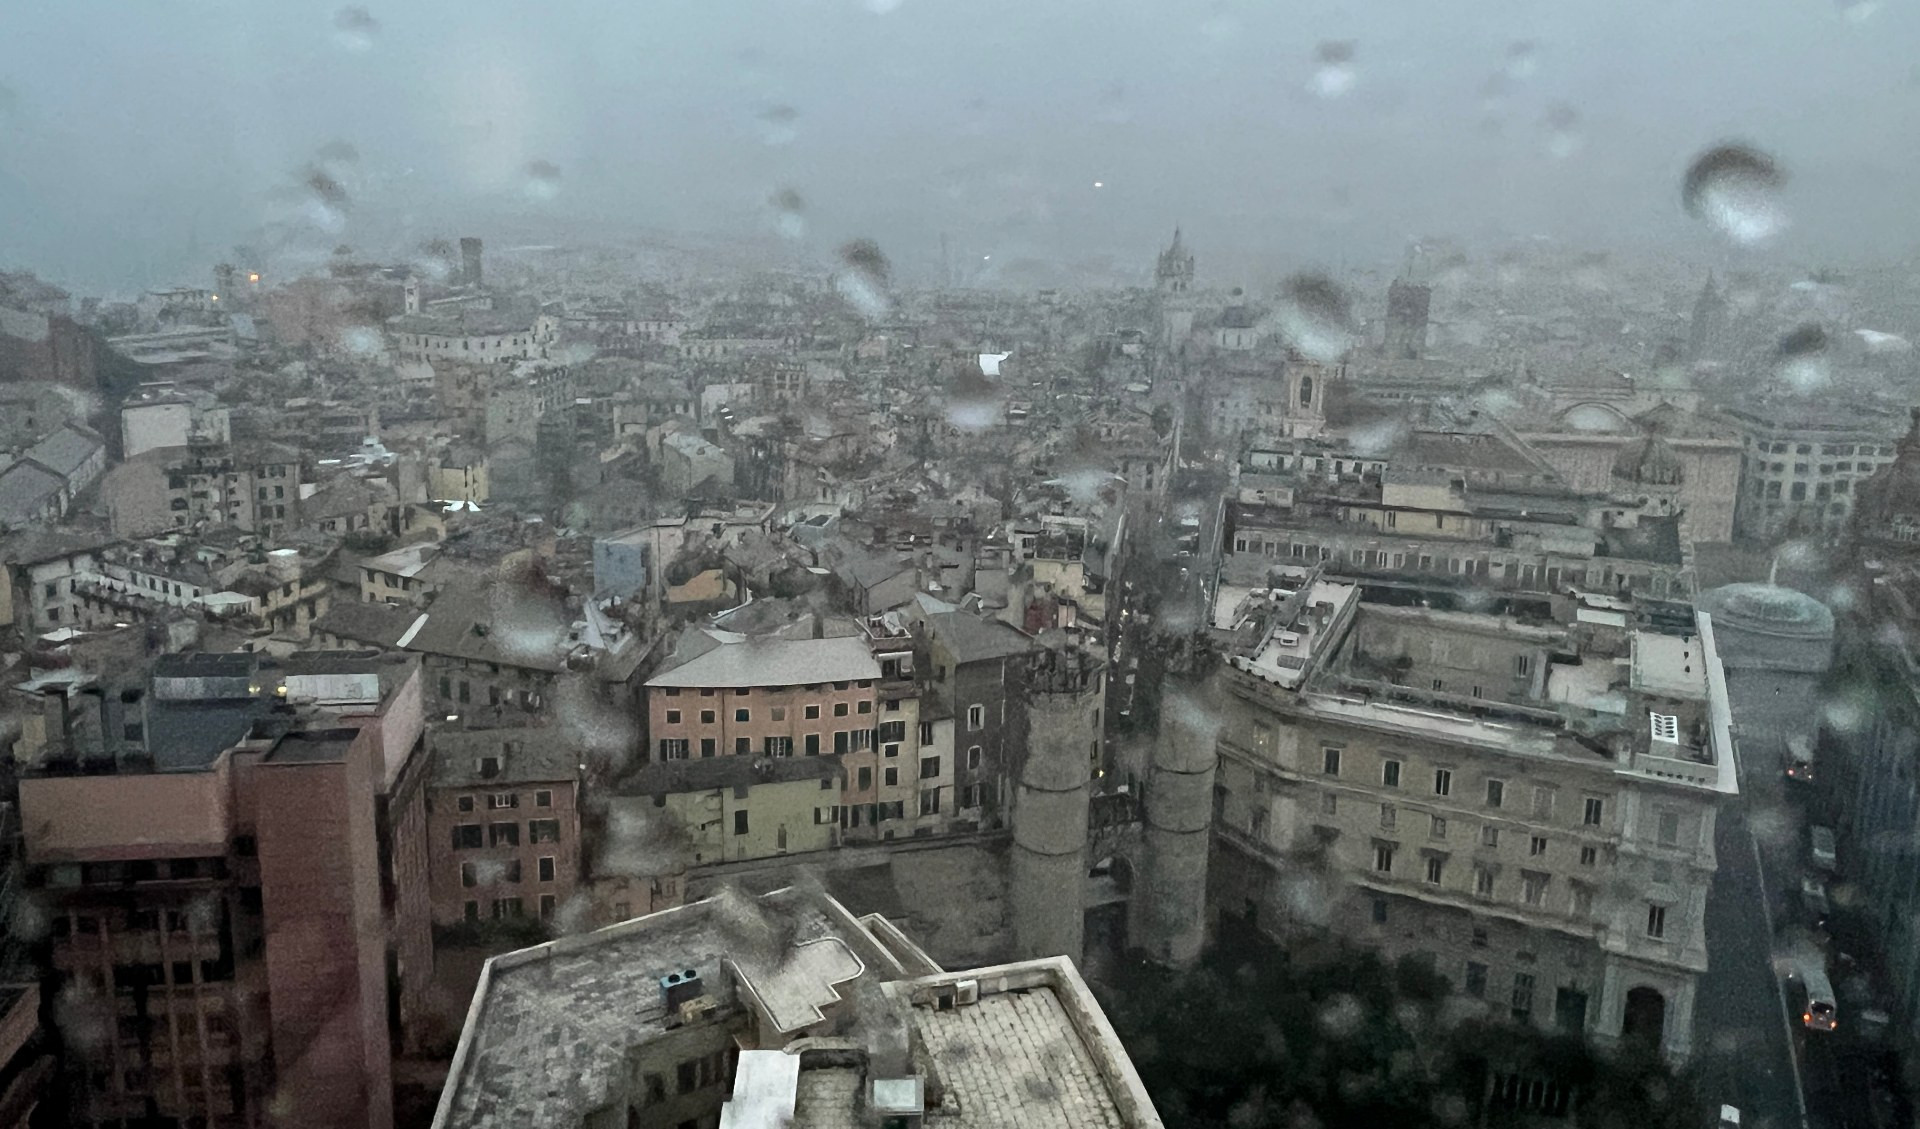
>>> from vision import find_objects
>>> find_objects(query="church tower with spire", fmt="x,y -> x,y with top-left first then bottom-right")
1154,227 -> 1197,348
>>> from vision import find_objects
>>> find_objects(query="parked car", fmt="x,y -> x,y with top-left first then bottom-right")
1810,825 -> 1838,872
1801,876 -> 1832,932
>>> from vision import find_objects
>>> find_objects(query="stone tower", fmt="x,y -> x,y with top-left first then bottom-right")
1155,228 -> 1197,349
403,275 -> 422,315
1686,272 -> 1727,362
1010,646 -> 1103,964
1383,279 -> 1431,360
1129,706 -> 1218,968
460,237 -> 484,288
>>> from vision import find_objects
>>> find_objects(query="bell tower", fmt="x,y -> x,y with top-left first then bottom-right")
1154,228 -> 1197,348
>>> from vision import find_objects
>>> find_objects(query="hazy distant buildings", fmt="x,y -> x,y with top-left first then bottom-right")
1724,398 -> 1906,543
1383,279 -> 1432,360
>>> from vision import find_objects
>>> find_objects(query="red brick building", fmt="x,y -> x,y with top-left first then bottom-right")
16,651 -> 432,1129
424,726 -> 582,926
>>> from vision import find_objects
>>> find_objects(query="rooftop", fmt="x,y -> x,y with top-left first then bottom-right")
648,631 -> 882,689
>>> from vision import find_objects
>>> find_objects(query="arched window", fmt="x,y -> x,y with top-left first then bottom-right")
1299,375 -> 1314,407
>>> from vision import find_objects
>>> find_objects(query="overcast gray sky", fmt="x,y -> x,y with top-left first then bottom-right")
3,0 -> 1917,294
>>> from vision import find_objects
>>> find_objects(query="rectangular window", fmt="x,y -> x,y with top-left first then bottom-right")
734,708 -> 750,723
767,736 -> 793,757
1571,882 -> 1593,916
834,731 -> 849,755
1529,835 -> 1548,857
1465,961 -> 1488,997
1657,810 -> 1681,847
1480,824 -> 1499,848
733,810 -> 749,836
528,819 -> 561,843
1381,759 -> 1401,788
1425,855 -> 1444,884
735,737 -> 751,755
538,856 -> 556,882
701,738 -> 716,758
492,898 -> 522,920
919,788 -> 942,816
1323,747 -> 1342,775
966,745 -> 983,770
1433,768 -> 1452,796
665,709 -> 681,724
700,709 -> 716,724
1430,815 -> 1447,840
1474,867 -> 1495,897
461,862 -> 478,888
802,733 -> 819,756
1521,871 -> 1548,906
857,766 -> 873,790
1485,779 -> 1505,808
805,704 -> 821,720
1371,898 -> 1388,924
1579,845 -> 1598,867
921,756 -> 941,779
1583,797 -> 1604,826
489,823 -> 519,847
535,790 -> 552,807
858,700 -> 872,714
452,824 -> 483,849
967,704 -> 986,730
884,766 -> 899,787
489,793 -> 518,810
1646,904 -> 1667,939
1511,972 -> 1535,1019
457,796 -> 474,813
659,738 -> 689,760
1380,804 -> 1397,830
1373,842 -> 1395,874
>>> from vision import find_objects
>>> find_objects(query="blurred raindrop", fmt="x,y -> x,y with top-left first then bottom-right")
300,165 -> 352,233
1318,993 -> 1366,1038
331,6 -> 379,52
1839,0 -> 1881,22
315,139 -> 360,168
1505,40 -> 1539,80
1774,323 -> 1831,391
1542,103 -> 1582,159
1856,328 -> 1913,355
865,0 -> 905,12
1310,41 -> 1358,100
769,187 -> 806,240
522,159 -> 563,201
339,326 -> 384,356
757,103 -> 800,146
836,238 -> 893,319
1682,143 -> 1788,246
1273,273 -> 1356,362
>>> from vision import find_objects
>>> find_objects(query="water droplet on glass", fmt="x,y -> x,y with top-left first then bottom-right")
339,326 -> 384,356
1542,103 -> 1582,160
757,103 -> 800,147
1274,273 -> 1356,363
1310,41 -> 1358,100
1505,40 -> 1539,80
1839,0 -> 1880,22
1774,323 -> 1831,391
300,165 -> 352,232
865,0 -> 904,12
767,187 -> 806,240
332,6 -> 379,52
1856,329 -> 1913,355
315,139 -> 360,168
1682,144 -> 1788,247
522,159 -> 562,201
836,238 -> 892,319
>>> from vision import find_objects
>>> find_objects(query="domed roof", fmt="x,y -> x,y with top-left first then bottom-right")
1611,432 -> 1684,486
1697,583 -> 1834,639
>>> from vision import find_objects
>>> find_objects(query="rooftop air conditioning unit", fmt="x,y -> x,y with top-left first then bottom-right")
953,979 -> 980,1006
1277,632 -> 1302,647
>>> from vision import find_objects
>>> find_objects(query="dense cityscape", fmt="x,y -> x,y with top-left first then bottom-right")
7,5 -> 1920,1129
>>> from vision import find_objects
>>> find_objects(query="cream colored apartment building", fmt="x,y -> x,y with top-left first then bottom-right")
1208,574 -> 1735,1062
